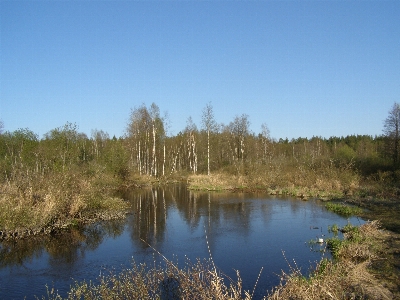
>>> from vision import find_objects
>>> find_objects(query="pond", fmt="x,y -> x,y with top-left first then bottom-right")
0,184 -> 363,299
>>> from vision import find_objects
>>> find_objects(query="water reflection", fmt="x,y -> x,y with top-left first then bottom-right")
0,237 -> 45,268
0,219 -> 126,268
124,186 -> 263,248
0,184 -> 363,300
127,188 -> 167,249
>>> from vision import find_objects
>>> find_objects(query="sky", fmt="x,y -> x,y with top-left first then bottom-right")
1,1 -> 399,140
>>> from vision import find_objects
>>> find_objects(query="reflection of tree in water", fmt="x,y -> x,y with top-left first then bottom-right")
124,183 -> 278,261
175,188 -> 202,230
46,229 -> 86,272
0,219 -> 126,269
221,201 -> 251,234
126,187 -> 167,249
0,237 -> 45,268
47,220 -> 126,269
96,219 -> 126,239
83,219 -> 126,251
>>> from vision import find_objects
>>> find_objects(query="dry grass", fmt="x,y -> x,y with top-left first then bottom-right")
188,173 -> 244,191
0,170 -> 128,239
188,164 -> 360,200
43,258 -> 254,300
269,259 -> 393,300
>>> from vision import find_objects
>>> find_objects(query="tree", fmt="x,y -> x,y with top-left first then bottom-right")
162,111 -> 171,176
149,103 -> 161,177
229,114 -> 250,161
127,104 -> 152,175
185,117 -> 198,174
201,102 -> 217,175
2,128 -> 39,173
43,122 -> 85,171
0,120 -> 4,135
91,129 -> 109,159
126,103 -> 164,176
260,123 -> 271,163
383,102 -> 400,166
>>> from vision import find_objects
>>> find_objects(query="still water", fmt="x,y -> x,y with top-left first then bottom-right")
0,184 -> 363,299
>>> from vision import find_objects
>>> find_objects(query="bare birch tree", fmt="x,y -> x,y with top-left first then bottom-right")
162,111 -> 170,176
149,103 -> 160,177
91,129 -> 109,159
260,123 -> 271,164
229,114 -> 250,161
127,103 -> 164,176
185,117 -> 198,174
127,105 -> 151,175
201,102 -> 217,176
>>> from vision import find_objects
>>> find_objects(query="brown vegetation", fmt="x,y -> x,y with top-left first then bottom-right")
0,167 -> 128,240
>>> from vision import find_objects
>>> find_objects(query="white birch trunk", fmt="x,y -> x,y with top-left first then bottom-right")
207,129 -> 210,176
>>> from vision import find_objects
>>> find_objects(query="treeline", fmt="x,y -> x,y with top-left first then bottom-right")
0,123 -> 128,182
124,103 -> 395,179
0,103 -> 396,183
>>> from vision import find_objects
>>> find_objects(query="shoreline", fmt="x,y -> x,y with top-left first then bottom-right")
2,172 -> 400,241
1,175 -> 399,298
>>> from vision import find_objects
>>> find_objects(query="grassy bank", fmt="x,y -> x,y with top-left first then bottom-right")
40,221 -> 399,299
187,170 -> 359,200
269,221 -> 399,299
187,172 -> 400,234
0,168 -> 128,240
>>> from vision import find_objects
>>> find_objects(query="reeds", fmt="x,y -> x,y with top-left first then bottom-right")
42,256 -> 252,300
185,153 -> 364,201
0,169 -> 128,240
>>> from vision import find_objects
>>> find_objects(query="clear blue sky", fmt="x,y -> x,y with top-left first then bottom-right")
1,1 -> 399,140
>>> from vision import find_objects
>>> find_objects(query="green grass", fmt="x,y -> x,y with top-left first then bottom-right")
324,202 -> 363,217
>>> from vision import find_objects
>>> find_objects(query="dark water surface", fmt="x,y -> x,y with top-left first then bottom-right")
0,184 -> 363,299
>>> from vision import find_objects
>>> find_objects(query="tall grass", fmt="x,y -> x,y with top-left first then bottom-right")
43,258 -> 252,300
188,157 -> 361,200
0,167 -> 127,239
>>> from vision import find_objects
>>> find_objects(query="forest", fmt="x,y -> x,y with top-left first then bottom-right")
0,102 -> 399,238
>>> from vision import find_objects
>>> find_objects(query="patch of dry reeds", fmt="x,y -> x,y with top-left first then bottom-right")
42,257 -> 256,300
0,169 -> 127,239
188,173 -> 243,191
188,157 -> 361,200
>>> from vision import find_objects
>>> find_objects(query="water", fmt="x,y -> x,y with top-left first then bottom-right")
0,184 -> 363,299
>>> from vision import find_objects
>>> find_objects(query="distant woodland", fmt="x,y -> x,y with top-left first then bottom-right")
0,102 -> 399,187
